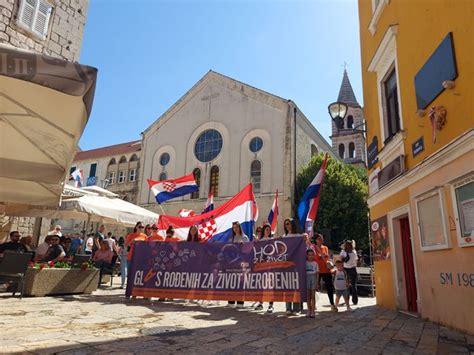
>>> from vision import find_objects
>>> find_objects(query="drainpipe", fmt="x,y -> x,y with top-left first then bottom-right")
293,106 -> 297,222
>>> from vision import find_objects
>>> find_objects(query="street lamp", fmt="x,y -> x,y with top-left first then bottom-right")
328,102 -> 348,130
328,101 -> 366,133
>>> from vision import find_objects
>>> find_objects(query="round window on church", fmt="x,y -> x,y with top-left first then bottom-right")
249,137 -> 263,153
160,153 -> 170,166
194,129 -> 223,162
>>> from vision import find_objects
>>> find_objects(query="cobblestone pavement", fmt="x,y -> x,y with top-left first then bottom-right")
0,279 -> 472,354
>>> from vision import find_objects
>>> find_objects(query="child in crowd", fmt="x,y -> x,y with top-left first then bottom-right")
306,249 -> 319,318
333,259 -> 352,312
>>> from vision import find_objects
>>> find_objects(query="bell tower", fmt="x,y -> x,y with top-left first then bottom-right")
330,70 -> 366,167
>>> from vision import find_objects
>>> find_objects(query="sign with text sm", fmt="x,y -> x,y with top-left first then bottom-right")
126,237 -> 307,302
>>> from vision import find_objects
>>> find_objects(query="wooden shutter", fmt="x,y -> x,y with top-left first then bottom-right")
33,0 -> 52,38
18,0 -> 36,29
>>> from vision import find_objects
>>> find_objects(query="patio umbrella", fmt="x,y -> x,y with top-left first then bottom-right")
0,44 -> 97,207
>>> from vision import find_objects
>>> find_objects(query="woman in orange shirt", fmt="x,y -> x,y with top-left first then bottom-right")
148,224 -> 164,241
164,226 -> 181,242
125,221 -> 148,264
313,233 -> 337,312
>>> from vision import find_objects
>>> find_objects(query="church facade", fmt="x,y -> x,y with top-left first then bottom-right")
138,71 -> 335,234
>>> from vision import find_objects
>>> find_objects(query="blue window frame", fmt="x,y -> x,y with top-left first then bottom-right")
160,153 -> 170,166
249,137 -> 263,153
194,129 -> 223,162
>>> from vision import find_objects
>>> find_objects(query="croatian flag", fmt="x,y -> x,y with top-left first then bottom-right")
71,169 -> 83,188
157,183 -> 258,242
203,188 -> 214,213
267,190 -> 279,234
147,173 -> 198,204
297,153 -> 329,229
178,209 -> 195,218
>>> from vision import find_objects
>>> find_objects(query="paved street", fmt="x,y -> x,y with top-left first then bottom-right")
0,278 -> 472,354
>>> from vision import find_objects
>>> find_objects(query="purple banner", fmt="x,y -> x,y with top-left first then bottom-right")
126,237 -> 307,302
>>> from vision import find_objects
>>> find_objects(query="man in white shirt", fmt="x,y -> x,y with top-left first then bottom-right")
84,234 -> 94,255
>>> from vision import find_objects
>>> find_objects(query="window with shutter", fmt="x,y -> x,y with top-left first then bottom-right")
17,0 -> 53,39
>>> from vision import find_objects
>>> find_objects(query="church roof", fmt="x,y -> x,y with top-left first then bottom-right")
337,70 -> 359,107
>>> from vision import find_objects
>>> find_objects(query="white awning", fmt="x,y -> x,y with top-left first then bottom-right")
0,44 -> 97,207
10,188 -> 159,227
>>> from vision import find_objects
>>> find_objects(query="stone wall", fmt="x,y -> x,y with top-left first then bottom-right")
0,0 -> 88,62
0,216 -> 51,245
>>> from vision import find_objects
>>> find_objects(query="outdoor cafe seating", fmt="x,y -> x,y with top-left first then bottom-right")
0,251 -> 34,299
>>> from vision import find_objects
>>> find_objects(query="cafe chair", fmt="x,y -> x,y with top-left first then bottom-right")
0,251 -> 33,299
72,254 -> 91,267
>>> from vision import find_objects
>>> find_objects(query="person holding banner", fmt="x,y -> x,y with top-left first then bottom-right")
126,222 -> 148,265
148,225 -> 164,241
254,224 -> 275,313
282,218 -> 302,315
186,226 -> 201,242
228,222 -> 249,308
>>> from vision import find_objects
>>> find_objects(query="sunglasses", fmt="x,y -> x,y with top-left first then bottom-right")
138,226 -> 144,229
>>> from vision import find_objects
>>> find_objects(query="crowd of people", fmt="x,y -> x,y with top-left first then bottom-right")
0,219 -> 362,317
122,218 -> 361,317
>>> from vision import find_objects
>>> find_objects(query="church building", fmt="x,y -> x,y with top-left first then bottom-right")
330,70 -> 366,167
138,71 -> 335,233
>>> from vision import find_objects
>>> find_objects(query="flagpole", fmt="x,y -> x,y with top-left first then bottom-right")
158,204 -> 166,216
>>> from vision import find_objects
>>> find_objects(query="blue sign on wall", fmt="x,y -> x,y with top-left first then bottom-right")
412,137 -> 425,157
86,176 -> 97,186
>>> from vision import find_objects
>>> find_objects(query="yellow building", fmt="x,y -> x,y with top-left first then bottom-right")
358,0 -> 474,334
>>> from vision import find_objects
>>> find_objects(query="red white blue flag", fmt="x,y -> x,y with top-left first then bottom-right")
157,184 -> 258,242
147,173 -> 198,204
202,188 -> 214,213
297,153 -> 329,228
71,169 -> 83,188
267,190 -> 279,234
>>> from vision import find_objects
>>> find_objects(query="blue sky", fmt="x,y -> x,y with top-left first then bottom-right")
79,0 -> 362,150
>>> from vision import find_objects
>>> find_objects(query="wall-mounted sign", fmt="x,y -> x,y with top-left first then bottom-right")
415,32 -> 458,109
86,176 -> 97,186
378,155 -> 404,188
412,137 -> 425,157
367,136 -> 379,169
371,215 -> 390,261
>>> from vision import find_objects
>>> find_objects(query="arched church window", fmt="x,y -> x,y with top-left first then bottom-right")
210,166 -> 219,197
160,153 -> 170,166
347,115 -> 354,129
119,156 -> 127,164
108,158 -> 116,166
159,172 -> 167,181
130,154 -> 138,162
311,144 -> 318,157
339,144 -> 345,159
349,142 -> 356,158
195,129 -> 223,162
191,168 -> 201,199
249,137 -> 263,153
250,160 -> 261,194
